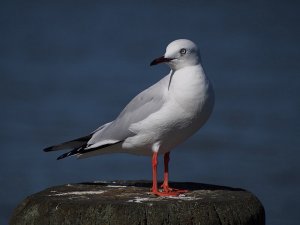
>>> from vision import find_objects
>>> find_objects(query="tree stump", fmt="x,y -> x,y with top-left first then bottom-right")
10,181 -> 265,225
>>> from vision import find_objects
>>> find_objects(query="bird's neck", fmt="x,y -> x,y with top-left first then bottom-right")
169,63 -> 204,82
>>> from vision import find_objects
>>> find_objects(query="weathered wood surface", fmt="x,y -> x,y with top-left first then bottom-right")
10,181 -> 265,225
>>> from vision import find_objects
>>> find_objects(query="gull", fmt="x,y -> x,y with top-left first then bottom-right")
44,39 -> 215,196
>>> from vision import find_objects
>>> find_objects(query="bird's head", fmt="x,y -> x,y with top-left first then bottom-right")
150,39 -> 200,71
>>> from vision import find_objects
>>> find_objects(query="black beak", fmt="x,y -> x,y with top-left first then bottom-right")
150,56 -> 173,66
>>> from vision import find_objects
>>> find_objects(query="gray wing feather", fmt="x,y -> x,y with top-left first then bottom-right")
87,74 -> 170,146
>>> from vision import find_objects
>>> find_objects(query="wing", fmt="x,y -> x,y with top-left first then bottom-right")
86,73 -> 170,148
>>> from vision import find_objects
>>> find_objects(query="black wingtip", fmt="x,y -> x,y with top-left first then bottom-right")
57,152 -> 70,160
44,146 -> 54,152
56,155 -> 65,160
56,146 -> 84,160
56,141 -> 122,160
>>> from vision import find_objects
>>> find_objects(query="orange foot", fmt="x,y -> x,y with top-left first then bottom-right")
151,185 -> 188,197
160,183 -> 188,194
152,190 -> 187,196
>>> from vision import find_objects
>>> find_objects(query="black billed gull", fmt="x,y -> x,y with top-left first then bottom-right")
44,39 -> 215,196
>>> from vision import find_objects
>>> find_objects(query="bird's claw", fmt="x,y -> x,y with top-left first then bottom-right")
151,184 -> 188,196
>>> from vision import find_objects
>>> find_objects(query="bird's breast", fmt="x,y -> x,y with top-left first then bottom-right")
168,65 -> 214,120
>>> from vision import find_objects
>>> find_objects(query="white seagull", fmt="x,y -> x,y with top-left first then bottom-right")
44,39 -> 215,196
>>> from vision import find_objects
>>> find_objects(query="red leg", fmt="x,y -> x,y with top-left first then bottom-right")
160,152 -> 188,195
161,152 -> 170,192
151,152 -> 159,193
151,152 -> 188,196
151,151 -> 171,196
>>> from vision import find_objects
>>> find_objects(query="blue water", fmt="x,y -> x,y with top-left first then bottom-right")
1,1 -> 299,224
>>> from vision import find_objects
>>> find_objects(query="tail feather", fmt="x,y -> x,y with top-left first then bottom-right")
43,134 -> 92,152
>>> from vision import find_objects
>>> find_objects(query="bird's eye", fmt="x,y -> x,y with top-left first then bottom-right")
180,48 -> 187,55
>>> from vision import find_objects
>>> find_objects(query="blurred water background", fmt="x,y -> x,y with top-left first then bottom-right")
1,1 -> 299,224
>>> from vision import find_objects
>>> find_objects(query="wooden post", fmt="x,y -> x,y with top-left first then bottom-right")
10,181 -> 265,225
